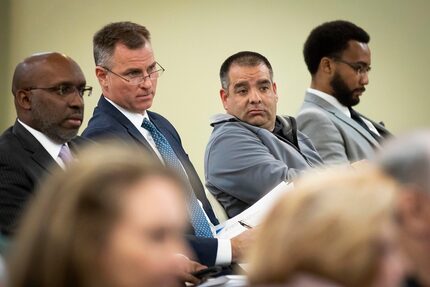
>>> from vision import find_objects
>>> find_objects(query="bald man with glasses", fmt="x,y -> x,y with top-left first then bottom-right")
297,20 -> 392,165
0,52 -> 91,235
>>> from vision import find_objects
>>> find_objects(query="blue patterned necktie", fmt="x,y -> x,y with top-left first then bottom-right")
142,118 -> 213,238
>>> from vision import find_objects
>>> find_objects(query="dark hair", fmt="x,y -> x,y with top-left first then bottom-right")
303,20 -> 370,75
93,21 -> 151,67
219,51 -> 273,89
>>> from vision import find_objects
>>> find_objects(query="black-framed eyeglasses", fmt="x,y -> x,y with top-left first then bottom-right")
25,84 -> 93,97
101,62 -> 165,85
333,58 -> 371,76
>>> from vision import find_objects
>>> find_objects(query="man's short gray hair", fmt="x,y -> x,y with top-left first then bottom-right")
93,21 -> 151,68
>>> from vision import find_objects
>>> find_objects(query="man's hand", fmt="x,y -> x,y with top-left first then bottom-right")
171,254 -> 207,286
231,229 -> 255,263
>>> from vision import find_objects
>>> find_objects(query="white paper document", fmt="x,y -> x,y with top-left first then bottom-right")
215,181 -> 293,239
198,275 -> 247,287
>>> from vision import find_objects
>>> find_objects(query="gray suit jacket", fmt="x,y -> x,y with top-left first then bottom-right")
296,92 -> 391,165
204,114 -> 323,218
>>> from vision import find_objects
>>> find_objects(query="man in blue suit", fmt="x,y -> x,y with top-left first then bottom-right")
82,22 -> 251,270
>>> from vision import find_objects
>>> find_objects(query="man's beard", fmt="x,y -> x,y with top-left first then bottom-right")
31,101 -> 80,144
330,72 -> 363,107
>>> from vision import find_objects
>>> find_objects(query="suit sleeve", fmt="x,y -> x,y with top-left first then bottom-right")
0,154 -> 34,235
205,126 -> 291,205
81,123 -> 124,141
297,109 -> 349,165
186,234 -> 218,266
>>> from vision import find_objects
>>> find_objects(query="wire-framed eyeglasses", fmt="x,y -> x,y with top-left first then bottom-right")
25,84 -> 93,97
333,58 -> 371,76
101,62 -> 165,85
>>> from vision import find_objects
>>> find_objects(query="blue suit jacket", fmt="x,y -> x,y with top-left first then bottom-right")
82,96 -> 220,266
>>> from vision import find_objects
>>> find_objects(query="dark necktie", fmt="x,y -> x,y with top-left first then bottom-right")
349,108 -> 381,142
141,118 -> 213,238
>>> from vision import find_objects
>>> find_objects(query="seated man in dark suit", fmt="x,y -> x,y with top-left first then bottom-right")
297,20 -> 391,165
82,21 -> 252,268
0,52 -> 91,235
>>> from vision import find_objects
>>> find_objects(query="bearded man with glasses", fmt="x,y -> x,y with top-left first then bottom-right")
0,52 -> 91,236
297,20 -> 392,165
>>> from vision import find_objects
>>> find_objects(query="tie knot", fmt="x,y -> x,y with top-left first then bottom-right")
141,118 -> 157,133
58,144 -> 73,163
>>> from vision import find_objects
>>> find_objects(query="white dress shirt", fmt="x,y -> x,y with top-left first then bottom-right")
307,88 -> 380,136
105,97 -> 232,265
18,119 -> 68,168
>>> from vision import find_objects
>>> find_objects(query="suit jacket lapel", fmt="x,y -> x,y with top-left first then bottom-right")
68,136 -> 91,155
97,96 -> 157,154
148,113 -> 187,162
357,111 -> 392,138
13,121 -> 59,172
148,112 -> 219,225
305,92 -> 380,147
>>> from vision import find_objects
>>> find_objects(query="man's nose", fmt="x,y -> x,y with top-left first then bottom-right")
68,91 -> 84,109
360,72 -> 369,86
138,75 -> 153,89
249,89 -> 262,103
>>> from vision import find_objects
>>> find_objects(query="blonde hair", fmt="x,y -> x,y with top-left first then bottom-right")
248,167 -> 399,287
7,141 -> 185,287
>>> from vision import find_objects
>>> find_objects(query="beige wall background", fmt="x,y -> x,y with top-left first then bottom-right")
1,0 -> 430,183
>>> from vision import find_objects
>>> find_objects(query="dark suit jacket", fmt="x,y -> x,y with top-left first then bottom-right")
0,120 -> 85,235
82,96 -> 220,266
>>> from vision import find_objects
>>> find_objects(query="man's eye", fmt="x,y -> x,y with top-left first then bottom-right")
146,229 -> 168,242
361,66 -> 371,73
58,85 -> 74,95
354,65 -> 366,72
147,65 -> 157,73
236,89 -> 248,95
260,86 -> 270,92
127,71 -> 143,78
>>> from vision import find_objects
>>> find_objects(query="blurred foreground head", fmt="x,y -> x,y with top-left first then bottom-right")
377,130 -> 430,286
8,141 -> 189,287
248,167 -> 405,287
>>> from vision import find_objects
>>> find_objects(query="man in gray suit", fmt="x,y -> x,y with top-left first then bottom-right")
205,51 -> 323,218
297,20 -> 391,165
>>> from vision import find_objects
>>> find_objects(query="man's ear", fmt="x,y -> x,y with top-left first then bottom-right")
95,66 -> 109,90
15,90 -> 32,111
273,82 -> 278,102
220,89 -> 229,111
320,57 -> 335,75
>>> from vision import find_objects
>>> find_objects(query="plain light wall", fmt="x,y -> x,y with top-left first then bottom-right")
2,0 -> 430,184
0,0 -> 11,127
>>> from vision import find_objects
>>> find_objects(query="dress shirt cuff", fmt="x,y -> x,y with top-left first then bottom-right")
215,238 -> 232,265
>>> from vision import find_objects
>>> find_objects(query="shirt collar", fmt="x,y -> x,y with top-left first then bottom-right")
307,88 -> 351,118
104,96 -> 150,129
17,119 -> 63,160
